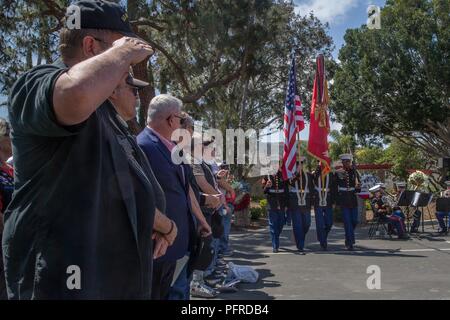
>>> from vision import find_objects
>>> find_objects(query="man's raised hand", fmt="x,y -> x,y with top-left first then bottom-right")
113,37 -> 154,65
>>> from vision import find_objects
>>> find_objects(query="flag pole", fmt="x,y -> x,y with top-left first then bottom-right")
292,48 -> 303,206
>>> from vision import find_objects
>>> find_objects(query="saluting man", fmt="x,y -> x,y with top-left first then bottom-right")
335,154 -> 361,250
262,162 -> 288,253
312,161 -> 337,251
287,157 -> 314,254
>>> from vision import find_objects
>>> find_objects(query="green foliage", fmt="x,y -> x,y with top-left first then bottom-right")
331,0 -> 449,155
192,4 -> 335,130
365,200 -> 372,211
380,138 -> 427,180
250,206 -> 264,220
355,146 -> 384,164
0,0 -> 68,102
329,130 -> 356,162
259,199 -> 268,211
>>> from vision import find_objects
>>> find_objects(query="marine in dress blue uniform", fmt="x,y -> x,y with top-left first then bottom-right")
335,154 -> 361,250
262,169 -> 288,253
312,163 -> 337,251
287,157 -> 313,253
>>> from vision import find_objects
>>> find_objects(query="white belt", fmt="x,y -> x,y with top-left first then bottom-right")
268,190 -> 285,194
339,187 -> 355,191
289,189 -> 309,193
315,187 -> 330,192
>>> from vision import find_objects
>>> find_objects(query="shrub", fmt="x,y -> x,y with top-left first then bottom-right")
259,199 -> 268,211
365,200 -> 372,211
250,207 -> 264,220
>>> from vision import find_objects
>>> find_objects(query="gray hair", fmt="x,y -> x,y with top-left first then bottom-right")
180,112 -> 194,130
0,117 -> 10,137
147,94 -> 183,123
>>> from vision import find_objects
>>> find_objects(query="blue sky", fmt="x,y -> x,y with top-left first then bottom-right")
294,0 -> 387,59
260,0 -> 387,142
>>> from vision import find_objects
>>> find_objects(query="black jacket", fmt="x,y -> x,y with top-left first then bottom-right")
311,170 -> 337,208
3,61 -> 162,299
286,171 -> 314,211
335,168 -> 361,208
262,171 -> 288,210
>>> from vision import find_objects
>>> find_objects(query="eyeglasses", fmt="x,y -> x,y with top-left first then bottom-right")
92,36 -> 112,47
167,114 -> 186,125
128,86 -> 139,97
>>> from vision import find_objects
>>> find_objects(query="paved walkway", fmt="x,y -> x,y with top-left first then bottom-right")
212,216 -> 450,300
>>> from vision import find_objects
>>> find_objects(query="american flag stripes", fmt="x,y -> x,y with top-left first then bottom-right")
295,95 -> 305,132
282,55 -> 305,181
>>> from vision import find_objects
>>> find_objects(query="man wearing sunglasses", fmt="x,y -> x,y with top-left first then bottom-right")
108,74 -> 179,261
109,73 -> 146,122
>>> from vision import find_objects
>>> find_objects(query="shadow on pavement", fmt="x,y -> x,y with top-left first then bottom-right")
218,268 -> 278,300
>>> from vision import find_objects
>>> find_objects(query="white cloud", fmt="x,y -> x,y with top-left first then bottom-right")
295,0 -> 359,25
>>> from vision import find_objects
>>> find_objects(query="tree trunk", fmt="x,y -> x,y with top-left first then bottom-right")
128,0 -> 156,131
238,77 -> 249,128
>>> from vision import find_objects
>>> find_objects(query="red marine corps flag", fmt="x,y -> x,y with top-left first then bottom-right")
307,54 -> 331,176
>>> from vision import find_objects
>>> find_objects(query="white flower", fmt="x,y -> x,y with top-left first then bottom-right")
408,171 -> 429,190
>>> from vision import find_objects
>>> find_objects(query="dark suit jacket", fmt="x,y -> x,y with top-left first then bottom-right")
137,127 -> 196,262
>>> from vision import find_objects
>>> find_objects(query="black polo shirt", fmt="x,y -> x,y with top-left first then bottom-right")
2,60 -> 164,299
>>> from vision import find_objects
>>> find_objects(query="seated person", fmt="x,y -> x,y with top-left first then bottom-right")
370,184 -> 408,239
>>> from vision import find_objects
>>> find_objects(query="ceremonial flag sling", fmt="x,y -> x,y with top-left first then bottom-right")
307,55 -> 331,206
307,54 -> 331,177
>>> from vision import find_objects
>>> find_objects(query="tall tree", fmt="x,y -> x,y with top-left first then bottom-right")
328,130 -> 356,162
331,0 -> 449,185
0,0 -> 66,105
380,138 -> 428,182
0,1 -> 333,129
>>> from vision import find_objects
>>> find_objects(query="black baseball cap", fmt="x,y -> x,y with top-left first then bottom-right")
67,0 -> 136,37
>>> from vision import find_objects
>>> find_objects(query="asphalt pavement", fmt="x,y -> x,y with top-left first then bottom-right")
211,216 -> 450,300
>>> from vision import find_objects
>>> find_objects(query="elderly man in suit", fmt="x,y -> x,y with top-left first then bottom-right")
137,94 -> 211,300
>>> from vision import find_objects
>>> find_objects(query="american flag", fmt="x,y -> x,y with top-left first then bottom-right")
282,55 -> 305,180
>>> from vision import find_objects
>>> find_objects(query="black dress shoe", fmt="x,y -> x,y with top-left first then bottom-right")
321,244 -> 328,251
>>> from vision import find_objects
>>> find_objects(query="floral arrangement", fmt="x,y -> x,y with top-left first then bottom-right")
408,171 -> 429,190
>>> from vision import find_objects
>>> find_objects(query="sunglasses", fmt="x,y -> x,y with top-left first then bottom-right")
92,37 -> 112,47
127,85 -> 139,97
